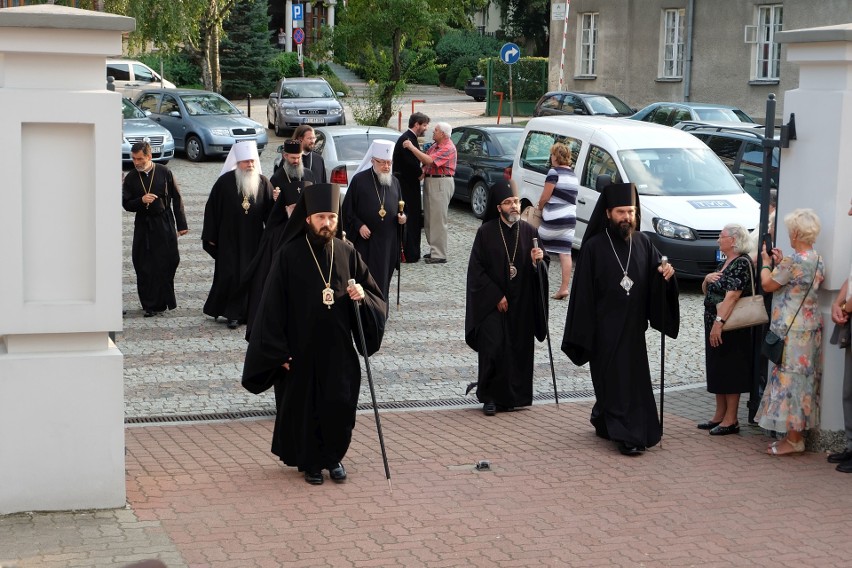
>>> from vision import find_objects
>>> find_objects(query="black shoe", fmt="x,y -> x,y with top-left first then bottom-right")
836,460 -> 852,473
423,253 -> 431,259
304,471 -> 324,485
144,310 -> 156,318
329,463 -> 347,482
827,449 -> 852,463
483,402 -> 496,416
424,257 -> 446,264
617,442 -> 644,456
227,319 -> 239,329
496,404 -> 515,412
697,420 -> 721,430
709,422 -> 740,436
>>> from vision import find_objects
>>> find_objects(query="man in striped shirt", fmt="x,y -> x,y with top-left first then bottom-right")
404,121 -> 457,264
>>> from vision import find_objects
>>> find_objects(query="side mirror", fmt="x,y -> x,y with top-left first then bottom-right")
169,111 -> 181,118
573,108 -> 586,115
336,92 -> 345,98
144,110 -> 152,117
733,173 -> 746,188
269,92 -> 278,100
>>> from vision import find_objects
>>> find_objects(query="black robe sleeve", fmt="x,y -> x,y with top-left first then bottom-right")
347,243 -> 386,356
561,243 -> 597,366
464,224 -> 508,352
342,172 -> 367,241
533,258 -> 549,342
647,242 -> 680,339
167,168 -> 188,232
201,177 -> 224,259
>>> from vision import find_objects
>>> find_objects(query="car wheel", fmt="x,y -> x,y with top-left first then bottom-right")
267,109 -> 274,129
185,135 -> 205,162
475,97 -> 485,102
470,180 -> 489,219
274,115 -> 285,137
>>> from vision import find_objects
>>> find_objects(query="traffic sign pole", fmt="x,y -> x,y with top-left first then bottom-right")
500,43 -> 520,125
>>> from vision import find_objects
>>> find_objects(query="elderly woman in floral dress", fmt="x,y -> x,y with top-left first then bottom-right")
756,209 -> 824,456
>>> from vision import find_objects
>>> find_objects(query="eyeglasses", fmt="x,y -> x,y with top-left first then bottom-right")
501,198 -> 521,206
372,158 -> 392,167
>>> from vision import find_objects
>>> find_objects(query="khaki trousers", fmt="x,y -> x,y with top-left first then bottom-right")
423,176 -> 454,260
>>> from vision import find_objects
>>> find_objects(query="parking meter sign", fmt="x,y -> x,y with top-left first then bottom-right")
293,28 -> 305,45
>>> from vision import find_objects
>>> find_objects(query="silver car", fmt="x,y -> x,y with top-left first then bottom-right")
272,125 -> 400,196
121,98 -> 175,166
135,88 -> 268,162
267,77 -> 346,137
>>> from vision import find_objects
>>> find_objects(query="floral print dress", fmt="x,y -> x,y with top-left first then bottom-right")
756,250 -> 824,433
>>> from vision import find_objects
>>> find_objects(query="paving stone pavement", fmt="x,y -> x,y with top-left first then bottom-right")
5,84 -> 852,568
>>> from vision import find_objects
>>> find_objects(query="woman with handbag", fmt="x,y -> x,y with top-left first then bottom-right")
536,142 -> 578,300
700,224 -> 757,436
757,208 -> 825,456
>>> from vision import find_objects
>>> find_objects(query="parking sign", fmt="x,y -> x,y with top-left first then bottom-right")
293,3 -> 303,22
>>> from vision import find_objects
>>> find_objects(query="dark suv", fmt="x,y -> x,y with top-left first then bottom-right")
677,122 -> 779,201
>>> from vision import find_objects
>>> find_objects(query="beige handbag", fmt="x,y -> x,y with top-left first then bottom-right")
520,205 -> 542,229
718,257 -> 768,331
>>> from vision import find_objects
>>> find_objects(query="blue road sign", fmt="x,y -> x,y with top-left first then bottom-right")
293,28 -> 305,44
500,43 -> 521,65
293,3 -> 303,22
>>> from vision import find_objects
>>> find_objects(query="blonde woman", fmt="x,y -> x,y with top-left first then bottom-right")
537,142 -> 578,299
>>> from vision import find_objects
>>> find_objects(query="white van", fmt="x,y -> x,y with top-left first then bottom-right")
106,59 -> 176,99
511,116 -> 759,278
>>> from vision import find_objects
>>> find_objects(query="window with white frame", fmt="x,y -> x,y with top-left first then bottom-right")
579,12 -> 598,76
755,5 -> 783,80
660,8 -> 685,78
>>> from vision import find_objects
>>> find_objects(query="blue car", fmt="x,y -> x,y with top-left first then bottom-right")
134,88 -> 268,162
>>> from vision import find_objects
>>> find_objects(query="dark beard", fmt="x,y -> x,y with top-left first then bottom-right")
609,218 -> 635,240
308,223 -> 335,244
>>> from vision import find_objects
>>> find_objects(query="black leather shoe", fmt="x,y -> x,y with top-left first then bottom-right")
423,253 -> 431,259
617,442 -> 644,456
329,463 -> 347,482
227,319 -> 239,329
304,471 -> 324,485
827,449 -> 852,463
496,405 -> 515,412
709,422 -> 740,436
144,310 -> 156,318
836,460 -> 852,473
697,420 -> 721,430
483,402 -> 496,416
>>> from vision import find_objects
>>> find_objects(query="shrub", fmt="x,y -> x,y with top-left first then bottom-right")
136,52 -> 200,88
435,30 -> 502,66
445,55 -> 480,88
482,57 -> 548,101
455,67 -> 473,91
270,52 -> 318,79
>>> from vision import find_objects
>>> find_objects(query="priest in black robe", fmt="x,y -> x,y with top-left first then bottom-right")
242,183 -> 387,485
465,179 -> 548,415
294,124 -> 327,183
342,139 -> 406,311
562,182 -> 679,456
201,141 -> 275,329
122,141 -> 188,317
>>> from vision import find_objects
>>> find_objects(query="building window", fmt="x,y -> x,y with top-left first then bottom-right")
755,5 -> 783,80
579,12 -> 598,76
660,8 -> 685,78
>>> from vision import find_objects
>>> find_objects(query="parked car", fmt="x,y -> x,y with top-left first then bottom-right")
464,75 -> 486,102
134,88 -> 268,162
121,98 -> 175,167
511,115 -> 759,278
267,77 -> 346,136
676,122 -> 778,202
533,91 -> 635,118
273,125 -> 400,196
107,59 -> 175,99
450,124 -> 524,218
629,102 -> 755,127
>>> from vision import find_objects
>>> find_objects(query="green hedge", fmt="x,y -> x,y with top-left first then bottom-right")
481,57 -> 548,102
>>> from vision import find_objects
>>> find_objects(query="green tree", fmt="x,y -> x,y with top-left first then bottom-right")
496,0 -> 551,56
220,0 -> 278,99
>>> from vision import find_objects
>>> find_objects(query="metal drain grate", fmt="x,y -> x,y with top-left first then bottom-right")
125,390 -> 597,425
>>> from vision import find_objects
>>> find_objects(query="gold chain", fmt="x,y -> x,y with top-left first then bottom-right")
498,220 -> 520,271
137,163 -> 156,208
371,170 -> 387,219
306,233 -> 334,287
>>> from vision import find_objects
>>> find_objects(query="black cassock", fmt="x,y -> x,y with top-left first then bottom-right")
465,219 -> 548,409
122,165 -> 187,313
302,151 -> 326,184
392,129 -> 423,262
342,169 -> 403,307
201,171 -> 274,322
562,231 -> 679,448
242,235 -> 386,472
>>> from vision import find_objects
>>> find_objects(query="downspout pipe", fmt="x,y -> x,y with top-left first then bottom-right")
684,0 -> 695,101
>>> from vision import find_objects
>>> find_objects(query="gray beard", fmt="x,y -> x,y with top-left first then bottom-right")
501,211 -> 520,224
283,160 -> 304,179
235,167 -> 260,200
374,169 -> 393,187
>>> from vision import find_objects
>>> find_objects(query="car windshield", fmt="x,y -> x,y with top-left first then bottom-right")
180,94 -> 240,116
694,108 -> 749,122
490,130 -> 523,155
281,83 -> 334,98
122,99 -> 147,119
586,95 -> 632,115
618,147 -> 744,196
333,134 -> 399,162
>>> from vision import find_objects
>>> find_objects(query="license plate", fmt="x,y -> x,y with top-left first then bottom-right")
470,81 -> 481,86
150,145 -> 161,154
716,249 -> 726,263
306,117 -> 324,124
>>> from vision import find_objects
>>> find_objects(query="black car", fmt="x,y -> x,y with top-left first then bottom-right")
450,124 -> 524,218
533,91 -> 635,118
464,75 -> 486,102
677,122 -> 778,201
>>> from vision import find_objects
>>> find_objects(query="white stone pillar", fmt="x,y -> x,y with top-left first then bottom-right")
286,0 -> 294,53
327,0 -> 336,30
777,24 -> 852,436
0,5 -> 132,515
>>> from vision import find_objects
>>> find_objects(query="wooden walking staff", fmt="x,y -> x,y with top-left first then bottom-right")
659,256 -> 668,444
397,200 -> 405,308
348,279 -> 392,491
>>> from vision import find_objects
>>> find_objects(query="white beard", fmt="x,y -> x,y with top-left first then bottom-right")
235,167 -> 260,200
374,169 -> 393,187
283,160 -> 304,179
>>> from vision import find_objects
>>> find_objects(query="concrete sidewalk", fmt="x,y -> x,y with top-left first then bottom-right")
3,388 -> 852,567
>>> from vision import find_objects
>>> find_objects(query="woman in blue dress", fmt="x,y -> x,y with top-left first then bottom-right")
537,142 -> 578,300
